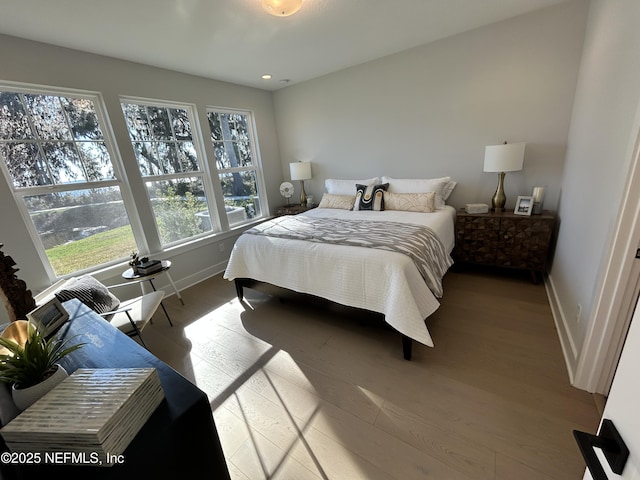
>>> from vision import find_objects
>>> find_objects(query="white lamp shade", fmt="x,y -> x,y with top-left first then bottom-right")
290,162 -> 312,180
483,142 -> 525,173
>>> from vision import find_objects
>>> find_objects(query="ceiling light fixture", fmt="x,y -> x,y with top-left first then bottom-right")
261,74 -> 272,80
262,0 -> 303,17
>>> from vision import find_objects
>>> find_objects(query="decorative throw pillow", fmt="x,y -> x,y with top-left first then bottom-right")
54,275 -> 120,314
353,183 -> 389,211
383,192 -> 436,213
317,193 -> 356,210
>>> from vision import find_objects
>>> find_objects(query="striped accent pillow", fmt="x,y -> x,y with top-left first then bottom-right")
55,275 -> 120,314
353,183 -> 389,211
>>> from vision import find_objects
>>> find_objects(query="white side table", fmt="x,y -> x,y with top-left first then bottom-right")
122,260 -> 184,325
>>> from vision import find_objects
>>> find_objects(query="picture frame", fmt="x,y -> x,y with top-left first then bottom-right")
27,297 -> 69,337
514,195 -> 534,216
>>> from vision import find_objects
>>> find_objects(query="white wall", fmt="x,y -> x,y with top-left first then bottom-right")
272,1 -> 587,214
548,0 -> 640,382
0,34 -> 283,323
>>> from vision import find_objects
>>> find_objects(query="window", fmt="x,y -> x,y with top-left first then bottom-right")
121,100 -> 214,246
206,109 -> 265,225
0,88 -> 136,276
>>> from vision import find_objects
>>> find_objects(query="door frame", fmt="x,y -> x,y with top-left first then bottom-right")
573,128 -> 640,394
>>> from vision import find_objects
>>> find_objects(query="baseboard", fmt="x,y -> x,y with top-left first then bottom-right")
592,393 -> 607,417
544,273 -> 580,384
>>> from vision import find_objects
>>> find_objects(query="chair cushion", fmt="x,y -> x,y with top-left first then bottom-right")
34,278 -> 76,305
109,290 -> 164,335
54,275 -> 120,314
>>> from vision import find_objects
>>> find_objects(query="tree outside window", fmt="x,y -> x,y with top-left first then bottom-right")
207,109 -> 265,225
0,90 -> 269,277
121,101 -> 213,246
0,90 -> 136,276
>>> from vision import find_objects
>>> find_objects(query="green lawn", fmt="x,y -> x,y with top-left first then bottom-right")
47,226 -> 137,276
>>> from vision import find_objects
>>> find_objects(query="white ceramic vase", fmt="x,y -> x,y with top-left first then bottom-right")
12,364 -> 68,411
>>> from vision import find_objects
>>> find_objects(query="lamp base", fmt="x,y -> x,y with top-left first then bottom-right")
491,172 -> 507,212
299,180 -> 307,207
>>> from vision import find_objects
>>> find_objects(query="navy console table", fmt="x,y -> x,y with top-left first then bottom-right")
0,298 -> 231,479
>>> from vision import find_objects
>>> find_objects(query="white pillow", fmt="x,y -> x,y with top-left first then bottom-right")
381,176 -> 451,208
442,181 -> 457,201
325,177 -> 380,196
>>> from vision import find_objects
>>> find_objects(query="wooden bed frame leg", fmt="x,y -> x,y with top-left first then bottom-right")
402,335 -> 412,361
234,279 -> 244,302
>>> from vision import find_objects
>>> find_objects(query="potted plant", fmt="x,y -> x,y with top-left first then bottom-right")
0,321 -> 85,410
129,250 -> 141,274
129,251 -> 149,275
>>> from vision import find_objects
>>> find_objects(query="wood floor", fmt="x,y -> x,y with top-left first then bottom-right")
140,267 -> 600,479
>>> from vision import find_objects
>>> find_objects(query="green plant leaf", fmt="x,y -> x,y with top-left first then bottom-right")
0,323 -> 85,389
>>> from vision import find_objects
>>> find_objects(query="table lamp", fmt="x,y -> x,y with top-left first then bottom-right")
289,161 -> 312,207
483,142 -> 525,212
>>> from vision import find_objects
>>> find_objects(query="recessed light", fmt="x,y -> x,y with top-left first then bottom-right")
261,74 -> 272,80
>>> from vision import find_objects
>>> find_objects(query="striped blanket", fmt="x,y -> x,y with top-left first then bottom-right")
245,215 -> 453,297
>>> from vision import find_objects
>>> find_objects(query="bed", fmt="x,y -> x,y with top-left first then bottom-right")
223,176 -> 456,359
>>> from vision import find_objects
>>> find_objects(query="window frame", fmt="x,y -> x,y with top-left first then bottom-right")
0,84 -> 271,281
205,106 -> 269,228
0,82 -> 141,280
120,97 -> 220,249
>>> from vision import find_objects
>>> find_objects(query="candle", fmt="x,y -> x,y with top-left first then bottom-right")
532,186 -> 546,203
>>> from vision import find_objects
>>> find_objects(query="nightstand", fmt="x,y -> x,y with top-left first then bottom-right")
274,204 -> 315,216
454,209 -> 556,283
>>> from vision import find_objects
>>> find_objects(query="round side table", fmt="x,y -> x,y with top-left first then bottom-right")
122,260 -> 184,326
122,260 -> 183,303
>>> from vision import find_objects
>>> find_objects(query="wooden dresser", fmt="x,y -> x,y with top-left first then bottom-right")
274,204 -> 316,216
454,209 -> 556,281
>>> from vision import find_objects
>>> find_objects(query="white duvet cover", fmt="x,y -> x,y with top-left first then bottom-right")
223,206 -> 456,347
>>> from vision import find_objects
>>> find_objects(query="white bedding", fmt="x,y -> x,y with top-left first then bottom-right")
223,206 -> 456,347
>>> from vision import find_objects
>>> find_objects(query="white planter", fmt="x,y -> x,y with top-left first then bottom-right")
12,364 -> 68,411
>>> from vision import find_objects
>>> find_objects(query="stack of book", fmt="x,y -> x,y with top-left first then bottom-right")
136,259 -> 163,275
0,368 -> 164,466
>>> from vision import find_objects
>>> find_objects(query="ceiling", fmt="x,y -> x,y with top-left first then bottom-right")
0,0 -> 569,91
